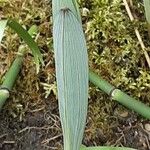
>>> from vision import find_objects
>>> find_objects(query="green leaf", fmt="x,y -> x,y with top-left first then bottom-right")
80,146 -> 136,150
0,20 -> 7,44
0,19 -> 43,72
7,19 -> 43,72
52,0 -> 81,21
53,8 -> 88,150
144,0 -> 150,24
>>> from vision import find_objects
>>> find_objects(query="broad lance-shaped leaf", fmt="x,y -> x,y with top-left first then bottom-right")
0,19 -> 43,72
53,9 -> 89,150
52,0 -> 81,22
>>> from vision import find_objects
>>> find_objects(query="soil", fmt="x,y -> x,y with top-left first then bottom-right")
0,96 -> 150,150
0,96 -> 63,150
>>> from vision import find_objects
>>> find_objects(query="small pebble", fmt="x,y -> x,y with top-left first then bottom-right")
120,111 -> 129,118
145,124 -> 150,132
82,8 -> 90,16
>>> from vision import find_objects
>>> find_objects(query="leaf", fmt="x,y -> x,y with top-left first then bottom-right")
144,0 -> 150,24
52,0 -> 81,21
7,19 -> 43,72
53,8 -> 89,150
0,20 -> 7,44
0,19 -> 43,72
80,146 -> 136,150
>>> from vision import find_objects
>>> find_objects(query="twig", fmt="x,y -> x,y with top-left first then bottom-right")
19,126 -> 55,133
129,0 -> 133,7
41,134 -> 62,144
123,0 -> 150,69
3,141 -> 15,144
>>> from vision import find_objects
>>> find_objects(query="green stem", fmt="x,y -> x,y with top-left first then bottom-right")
89,71 -> 115,95
1,51 -> 24,90
113,89 -> 150,118
0,25 -> 38,110
0,53 -> 23,109
89,70 -> 150,119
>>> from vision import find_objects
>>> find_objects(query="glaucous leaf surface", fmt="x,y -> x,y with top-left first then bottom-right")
53,7 -> 88,150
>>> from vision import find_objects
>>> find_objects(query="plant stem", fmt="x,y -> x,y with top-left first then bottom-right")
112,89 -> 150,118
0,51 -> 24,109
89,71 -> 150,119
89,71 -> 115,95
0,25 -> 38,110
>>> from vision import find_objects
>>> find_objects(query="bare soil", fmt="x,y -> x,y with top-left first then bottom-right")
0,96 -> 150,150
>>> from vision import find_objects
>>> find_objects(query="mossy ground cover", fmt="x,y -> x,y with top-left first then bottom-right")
0,0 -> 150,149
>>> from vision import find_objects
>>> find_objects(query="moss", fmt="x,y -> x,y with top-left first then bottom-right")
81,0 -> 150,145
80,0 -> 150,101
0,0 -> 53,118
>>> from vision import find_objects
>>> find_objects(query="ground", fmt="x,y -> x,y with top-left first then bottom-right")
0,0 -> 150,150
